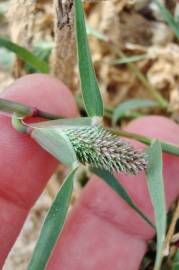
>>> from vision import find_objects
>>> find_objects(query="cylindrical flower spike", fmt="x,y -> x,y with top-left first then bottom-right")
61,126 -> 147,175
28,120 -> 147,175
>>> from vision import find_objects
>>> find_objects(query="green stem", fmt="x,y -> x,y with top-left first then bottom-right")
110,129 -> 179,156
11,114 -> 28,133
0,98 -> 63,120
35,109 -> 63,120
0,98 -> 33,117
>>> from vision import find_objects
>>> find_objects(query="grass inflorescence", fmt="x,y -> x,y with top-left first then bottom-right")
62,126 -> 147,175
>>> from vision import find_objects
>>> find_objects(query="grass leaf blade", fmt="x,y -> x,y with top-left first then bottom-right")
111,129 -> 179,156
0,38 -> 49,73
146,140 -> 166,270
91,167 -> 155,229
31,128 -> 78,167
155,0 -> 179,39
28,167 -> 77,270
112,99 -> 158,125
107,54 -> 148,65
74,0 -> 103,116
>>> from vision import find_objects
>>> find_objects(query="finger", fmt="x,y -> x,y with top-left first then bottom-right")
47,116 -> 179,270
0,74 -> 78,267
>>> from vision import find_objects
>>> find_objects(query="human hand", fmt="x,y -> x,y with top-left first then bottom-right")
1,74 -> 179,270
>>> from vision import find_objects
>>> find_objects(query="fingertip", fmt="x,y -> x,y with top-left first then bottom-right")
1,73 -> 78,117
125,115 -> 179,145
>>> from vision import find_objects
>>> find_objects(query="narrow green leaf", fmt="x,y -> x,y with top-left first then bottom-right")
159,141 -> 179,156
28,167 -> 77,270
26,41 -> 53,73
112,99 -> 158,125
155,0 -> 179,39
86,25 -> 108,42
146,140 -> 166,270
31,128 -> 78,167
74,0 -> 103,116
111,129 -> 179,156
107,54 -> 148,65
0,38 -> 49,73
91,167 -> 155,229
0,98 -> 33,117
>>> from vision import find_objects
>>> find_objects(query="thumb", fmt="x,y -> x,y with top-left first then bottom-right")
0,74 -> 78,267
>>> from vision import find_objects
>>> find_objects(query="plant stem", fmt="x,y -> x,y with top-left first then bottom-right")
0,98 -> 33,117
0,98 -> 62,120
34,109 -> 63,120
110,128 -> 179,156
11,114 -> 28,133
111,129 -> 152,144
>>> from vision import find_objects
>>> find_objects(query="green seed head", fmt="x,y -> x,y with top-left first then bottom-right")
61,126 -> 147,175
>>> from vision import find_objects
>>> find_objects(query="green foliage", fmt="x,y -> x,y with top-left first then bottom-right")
0,38 -> 49,73
159,141 -> 179,156
26,41 -> 53,73
28,167 -> 77,270
106,54 -> 148,65
155,0 -> 179,39
112,129 -> 179,156
74,0 -> 103,117
86,25 -> 108,42
112,99 -> 158,125
146,140 -> 166,270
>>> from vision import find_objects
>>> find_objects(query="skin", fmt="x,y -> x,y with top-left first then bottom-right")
0,74 -> 179,270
